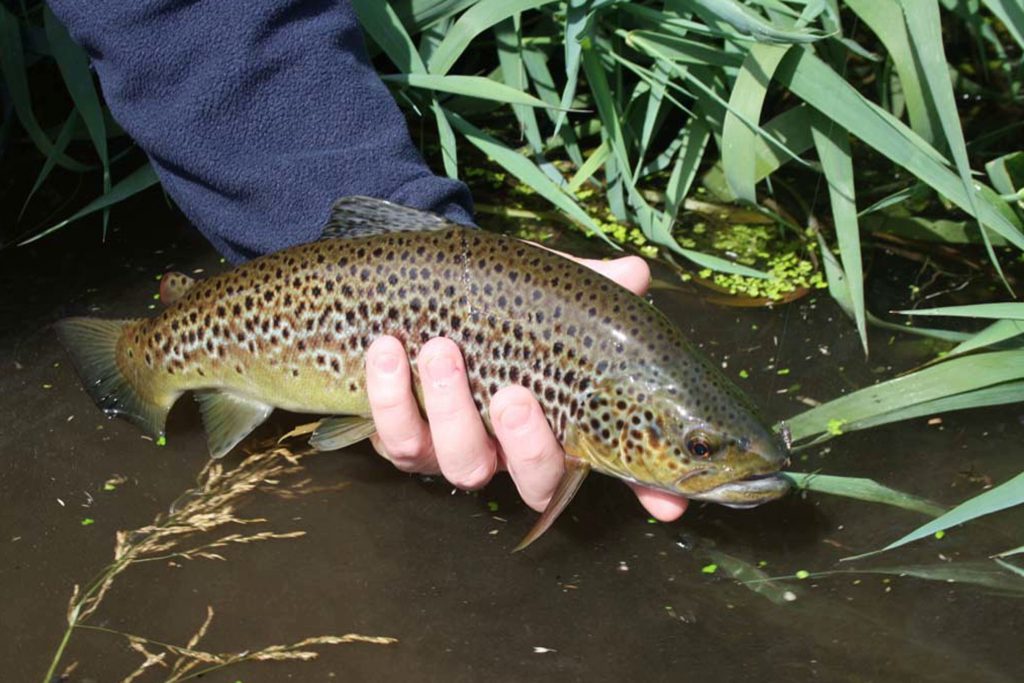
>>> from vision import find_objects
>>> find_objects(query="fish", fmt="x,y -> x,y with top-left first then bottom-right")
56,196 -> 790,549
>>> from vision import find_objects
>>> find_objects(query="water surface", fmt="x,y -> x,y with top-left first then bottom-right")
2,206 -> 1021,682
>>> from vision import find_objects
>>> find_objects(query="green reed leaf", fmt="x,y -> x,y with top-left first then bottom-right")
846,471 -> 1024,560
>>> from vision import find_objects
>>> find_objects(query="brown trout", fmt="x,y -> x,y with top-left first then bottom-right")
57,197 -> 790,548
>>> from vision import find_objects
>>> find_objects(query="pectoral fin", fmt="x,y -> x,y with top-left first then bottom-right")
309,416 -> 377,451
194,391 -> 273,459
513,459 -> 590,552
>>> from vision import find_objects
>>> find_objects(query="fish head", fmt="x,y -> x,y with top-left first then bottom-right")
571,375 -> 791,507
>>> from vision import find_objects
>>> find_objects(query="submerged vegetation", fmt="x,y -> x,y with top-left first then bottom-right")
41,440 -> 395,683
3,0 -> 1024,596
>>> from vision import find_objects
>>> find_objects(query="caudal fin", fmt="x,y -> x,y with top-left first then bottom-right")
55,317 -> 171,439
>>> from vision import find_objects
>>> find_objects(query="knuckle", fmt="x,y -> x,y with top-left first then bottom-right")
385,431 -> 429,462
511,443 -> 557,470
369,389 -> 411,414
449,459 -> 495,490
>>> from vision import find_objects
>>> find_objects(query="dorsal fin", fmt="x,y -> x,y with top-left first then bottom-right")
321,196 -> 459,239
159,271 -> 197,305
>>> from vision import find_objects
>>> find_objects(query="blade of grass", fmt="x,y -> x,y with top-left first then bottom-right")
583,45 -> 766,278
896,303 -> 1024,320
44,6 -> 110,234
900,0 -> 1011,293
380,73 -> 561,109
552,0 -> 589,138
18,162 -> 159,245
783,472 -> 945,517
813,229 -> 956,345
687,0 -> 828,43
566,141 -> 609,194
722,43 -> 789,203
785,349 -> 1024,443
494,17 -> 566,188
705,549 -> 798,605
985,151 -> 1024,210
0,4 -> 87,172
845,0 -> 939,145
625,30 -> 745,68
626,33 -> 813,175
392,0 -> 478,33
18,110 -> 77,220
811,113 -> 867,354
861,213 -> 1007,245
845,471 -> 1024,561
427,0 -> 560,76
981,0 -> 1024,50
995,559 -> 1024,579
445,110 -> 610,245
819,380 -> 1024,434
703,105 -> 817,198
858,184 -> 925,217
631,59 -> 672,184
662,118 -> 711,226
777,48 -> 1024,254
756,562 -> 1024,594
949,320 -> 1024,357
352,0 -> 458,178
520,46 -> 584,166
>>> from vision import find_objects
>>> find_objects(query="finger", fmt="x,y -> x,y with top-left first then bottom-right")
365,336 -> 437,473
524,242 -> 650,296
574,255 -> 651,296
628,483 -> 689,522
418,337 -> 497,490
490,385 -> 565,512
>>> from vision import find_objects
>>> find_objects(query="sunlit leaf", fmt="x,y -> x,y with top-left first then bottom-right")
896,303 -> 1024,320
811,114 -> 867,354
427,0 -> 561,75
783,472 -> 945,517
846,471 -> 1024,560
19,163 -> 160,245
786,349 -> 1024,443
381,73 -> 560,109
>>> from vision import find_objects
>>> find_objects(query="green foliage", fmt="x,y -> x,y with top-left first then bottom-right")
1,1 -> 151,245
355,0 -> 1023,354
4,1 -> 1024,569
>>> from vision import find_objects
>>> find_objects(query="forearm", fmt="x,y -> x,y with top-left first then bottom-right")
48,0 -> 474,262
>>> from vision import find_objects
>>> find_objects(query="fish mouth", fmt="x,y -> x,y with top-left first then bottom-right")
682,472 -> 791,508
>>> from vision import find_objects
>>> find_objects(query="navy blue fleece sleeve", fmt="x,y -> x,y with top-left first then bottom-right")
47,0 -> 474,263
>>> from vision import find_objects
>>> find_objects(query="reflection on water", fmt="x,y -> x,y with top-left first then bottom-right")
1,211 -> 1021,682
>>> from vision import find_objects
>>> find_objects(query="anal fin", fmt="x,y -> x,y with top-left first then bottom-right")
195,391 -> 273,459
309,416 -> 377,451
513,459 -> 590,552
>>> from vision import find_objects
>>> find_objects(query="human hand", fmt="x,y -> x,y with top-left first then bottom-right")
364,252 -> 688,523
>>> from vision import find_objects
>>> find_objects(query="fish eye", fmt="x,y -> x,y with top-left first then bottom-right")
686,433 -> 714,459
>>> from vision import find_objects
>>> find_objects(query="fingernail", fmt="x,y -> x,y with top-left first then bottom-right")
374,352 -> 400,374
500,401 -> 531,431
426,353 -> 458,385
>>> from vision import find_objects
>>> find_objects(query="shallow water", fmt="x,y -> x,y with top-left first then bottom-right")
2,206 -> 1022,682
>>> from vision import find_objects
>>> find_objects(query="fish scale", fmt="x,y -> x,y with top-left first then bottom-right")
56,196 -> 790,549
